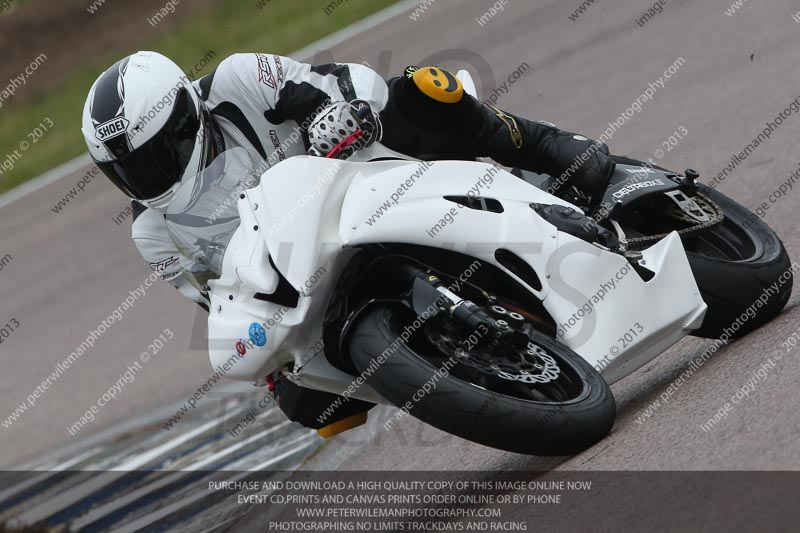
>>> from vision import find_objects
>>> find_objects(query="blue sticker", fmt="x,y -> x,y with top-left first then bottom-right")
248,322 -> 267,347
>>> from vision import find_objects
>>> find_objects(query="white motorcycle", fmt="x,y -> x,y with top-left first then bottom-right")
166,75 -> 791,456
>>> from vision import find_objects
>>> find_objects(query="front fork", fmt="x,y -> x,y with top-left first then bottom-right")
406,268 -> 521,347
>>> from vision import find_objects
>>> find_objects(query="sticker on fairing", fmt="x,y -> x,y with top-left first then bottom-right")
248,322 -> 267,347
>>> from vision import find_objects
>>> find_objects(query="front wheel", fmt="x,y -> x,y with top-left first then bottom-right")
348,304 -> 616,456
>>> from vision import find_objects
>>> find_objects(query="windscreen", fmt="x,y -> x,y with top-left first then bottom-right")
165,147 -> 261,290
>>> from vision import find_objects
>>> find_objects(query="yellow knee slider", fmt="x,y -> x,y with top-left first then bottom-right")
408,65 -> 464,104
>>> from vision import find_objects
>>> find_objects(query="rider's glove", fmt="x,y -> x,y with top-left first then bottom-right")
307,99 -> 382,159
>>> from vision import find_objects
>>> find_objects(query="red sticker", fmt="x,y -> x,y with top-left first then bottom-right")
236,341 -> 247,356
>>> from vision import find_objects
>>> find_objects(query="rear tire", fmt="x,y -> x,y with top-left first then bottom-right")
349,304 -> 616,456
685,184 -> 793,339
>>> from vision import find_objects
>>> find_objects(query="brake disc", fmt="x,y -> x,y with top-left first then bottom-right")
449,340 -> 561,384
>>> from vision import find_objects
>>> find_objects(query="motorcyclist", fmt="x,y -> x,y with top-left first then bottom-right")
82,51 -> 613,304
81,51 -> 614,433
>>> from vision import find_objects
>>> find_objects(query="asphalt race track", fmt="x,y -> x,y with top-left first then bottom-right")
2,0 -> 800,530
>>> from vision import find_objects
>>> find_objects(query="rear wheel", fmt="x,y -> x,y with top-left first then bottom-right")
682,184 -> 793,338
348,303 -> 615,456
617,182 -> 793,339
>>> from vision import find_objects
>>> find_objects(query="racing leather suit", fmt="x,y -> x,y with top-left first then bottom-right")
132,53 -> 389,306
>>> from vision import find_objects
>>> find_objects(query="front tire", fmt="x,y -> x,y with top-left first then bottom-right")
349,304 -> 616,456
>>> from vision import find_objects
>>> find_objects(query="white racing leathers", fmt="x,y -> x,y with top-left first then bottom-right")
131,53 -> 389,304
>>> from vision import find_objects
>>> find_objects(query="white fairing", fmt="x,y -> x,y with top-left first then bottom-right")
456,70 -> 478,98
207,144 -> 706,403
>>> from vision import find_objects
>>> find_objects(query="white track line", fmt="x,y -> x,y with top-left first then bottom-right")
0,448 -> 99,521
11,411 -> 243,526
110,435 -> 318,533
0,154 -> 91,209
0,0 -> 422,210
70,421 -> 299,531
292,0 -> 423,61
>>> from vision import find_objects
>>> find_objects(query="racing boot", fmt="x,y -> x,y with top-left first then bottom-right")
380,66 -> 615,207
271,375 -> 374,437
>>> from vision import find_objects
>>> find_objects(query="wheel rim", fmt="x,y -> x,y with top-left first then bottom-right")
621,193 -> 761,262
682,215 -> 761,261
388,305 -> 591,406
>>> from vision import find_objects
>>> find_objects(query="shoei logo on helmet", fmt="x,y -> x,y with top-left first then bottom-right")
95,117 -> 130,142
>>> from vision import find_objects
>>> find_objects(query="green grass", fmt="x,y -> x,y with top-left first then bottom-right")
0,0 -> 400,194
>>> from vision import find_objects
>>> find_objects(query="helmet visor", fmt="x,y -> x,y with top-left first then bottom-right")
97,87 -> 201,201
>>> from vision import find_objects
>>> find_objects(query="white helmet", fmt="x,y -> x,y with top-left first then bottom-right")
81,51 -> 212,210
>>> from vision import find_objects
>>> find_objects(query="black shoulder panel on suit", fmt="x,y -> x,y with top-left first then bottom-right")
211,101 -> 267,159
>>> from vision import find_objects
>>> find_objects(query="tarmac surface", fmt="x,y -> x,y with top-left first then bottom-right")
2,0 -> 800,530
